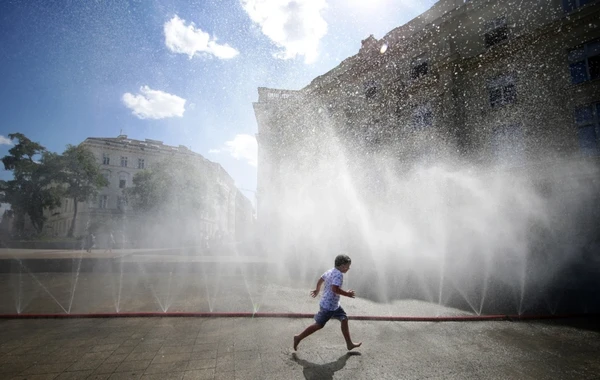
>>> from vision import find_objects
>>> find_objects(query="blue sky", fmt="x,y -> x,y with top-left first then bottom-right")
0,0 -> 436,200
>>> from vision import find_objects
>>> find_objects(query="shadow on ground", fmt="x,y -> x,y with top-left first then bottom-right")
291,352 -> 361,380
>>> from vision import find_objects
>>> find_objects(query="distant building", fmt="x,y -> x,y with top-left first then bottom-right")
254,0 -> 600,241
234,189 -> 254,242
43,135 -> 254,247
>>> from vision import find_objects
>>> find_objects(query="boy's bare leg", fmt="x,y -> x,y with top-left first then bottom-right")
294,323 -> 322,351
341,319 -> 362,350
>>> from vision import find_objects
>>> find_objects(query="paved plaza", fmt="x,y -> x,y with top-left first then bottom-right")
0,316 -> 599,379
0,249 -> 599,379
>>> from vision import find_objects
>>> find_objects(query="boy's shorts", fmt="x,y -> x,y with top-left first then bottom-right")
314,306 -> 347,326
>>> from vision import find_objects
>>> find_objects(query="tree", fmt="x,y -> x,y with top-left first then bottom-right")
58,145 -> 108,238
125,158 -> 207,215
0,133 -> 62,235
124,158 -> 209,247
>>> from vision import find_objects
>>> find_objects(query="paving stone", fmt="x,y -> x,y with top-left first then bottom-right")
213,372 -> 235,380
125,352 -> 156,361
140,372 -> 184,380
0,317 -> 596,380
157,345 -> 193,355
143,360 -> 188,374
107,371 -> 142,379
262,371 -> 305,380
150,353 -> 191,364
86,374 -> 111,380
234,350 -> 260,361
186,358 -> 216,370
9,374 -> 59,380
66,359 -> 104,372
54,370 -> 93,379
234,357 -> 261,372
104,353 -> 129,364
90,344 -> 121,353
114,359 -> 151,372
192,343 -> 216,353
21,362 -> 72,375
190,350 -> 217,360
163,339 -> 196,347
80,351 -> 113,361
130,344 -> 161,354
182,369 -> 214,380
94,361 -> 122,374
0,355 -> 34,365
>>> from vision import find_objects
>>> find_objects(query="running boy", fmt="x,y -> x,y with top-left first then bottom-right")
293,254 -> 362,351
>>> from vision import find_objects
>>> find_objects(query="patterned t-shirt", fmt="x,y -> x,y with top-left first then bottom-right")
320,268 -> 343,311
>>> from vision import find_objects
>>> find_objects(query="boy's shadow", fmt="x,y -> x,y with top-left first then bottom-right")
292,352 -> 361,380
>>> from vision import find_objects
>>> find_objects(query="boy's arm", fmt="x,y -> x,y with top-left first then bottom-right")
310,277 -> 324,298
331,285 -> 355,298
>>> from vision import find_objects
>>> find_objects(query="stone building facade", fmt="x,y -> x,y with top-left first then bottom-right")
43,135 -> 254,246
253,0 -> 600,243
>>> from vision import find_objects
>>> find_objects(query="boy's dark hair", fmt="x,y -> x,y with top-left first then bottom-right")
335,254 -> 351,267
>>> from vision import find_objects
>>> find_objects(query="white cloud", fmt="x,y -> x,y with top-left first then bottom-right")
122,86 -> 186,120
164,15 -> 239,59
241,0 -> 327,64
211,134 -> 257,167
0,135 -> 13,145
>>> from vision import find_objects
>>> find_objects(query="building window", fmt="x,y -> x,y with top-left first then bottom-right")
120,156 -> 128,167
575,102 -> 600,155
412,104 -> 433,129
568,39 -> 600,84
102,153 -> 110,165
119,172 -> 129,189
410,55 -> 428,79
563,0 -> 599,12
99,195 -> 108,209
491,124 -> 525,165
138,158 -> 145,169
484,17 -> 509,48
488,74 -> 516,108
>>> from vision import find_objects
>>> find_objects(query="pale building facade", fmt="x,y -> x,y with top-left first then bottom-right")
43,135 -> 254,246
254,0 -> 600,240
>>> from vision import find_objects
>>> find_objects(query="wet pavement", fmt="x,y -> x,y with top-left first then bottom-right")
1,249 -> 599,378
0,316 -> 599,379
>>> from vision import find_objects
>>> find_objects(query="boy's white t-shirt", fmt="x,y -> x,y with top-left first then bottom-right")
320,268 -> 343,311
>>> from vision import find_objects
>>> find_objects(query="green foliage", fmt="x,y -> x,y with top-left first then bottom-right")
0,133 -> 45,172
0,134 -> 62,234
0,135 -> 108,237
57,145 -> 108,237
125,158 -> 208,216
58,145 -> 108,201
